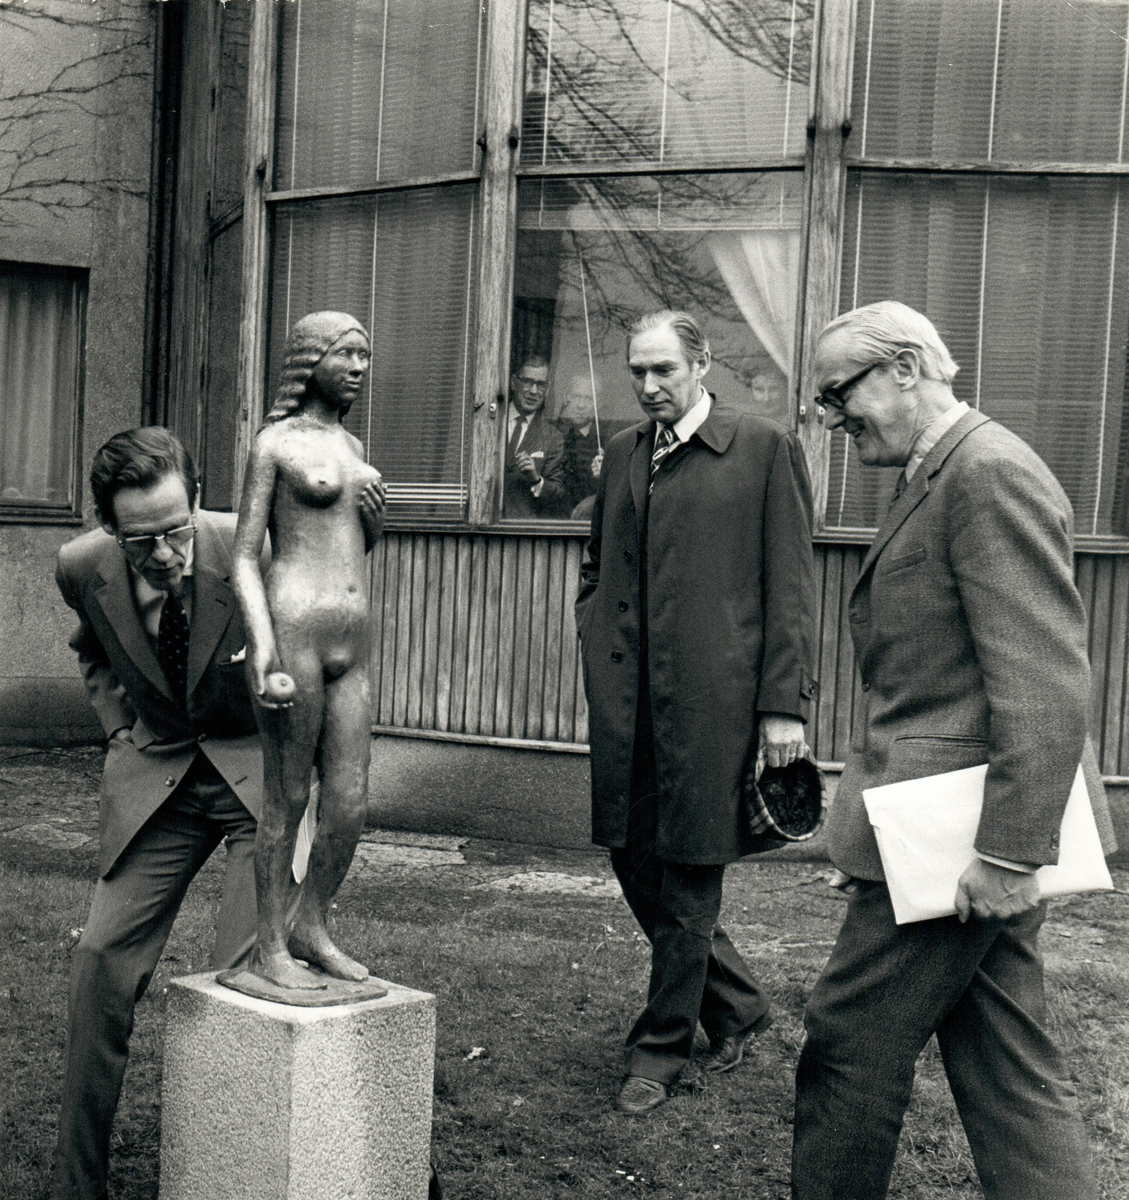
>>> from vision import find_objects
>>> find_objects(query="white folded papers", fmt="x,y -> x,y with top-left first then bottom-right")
863,764 -> 1112,924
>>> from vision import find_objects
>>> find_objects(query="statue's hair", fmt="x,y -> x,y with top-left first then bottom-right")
627,310 -> 710,365
821,301 -> 959,384
264,311 -> 369,425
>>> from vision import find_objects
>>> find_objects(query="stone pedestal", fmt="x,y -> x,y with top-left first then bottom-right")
159,972 -> 436,1200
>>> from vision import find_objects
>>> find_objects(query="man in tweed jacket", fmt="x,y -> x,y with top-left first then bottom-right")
791,302 -> 1116,1200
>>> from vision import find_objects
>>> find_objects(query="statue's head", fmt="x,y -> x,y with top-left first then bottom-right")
265,311 -> 370,424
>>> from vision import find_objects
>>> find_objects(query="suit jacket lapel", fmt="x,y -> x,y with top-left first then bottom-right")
187,513 -> 236,697
856,409 -> 991,585
92,540 -> 174,701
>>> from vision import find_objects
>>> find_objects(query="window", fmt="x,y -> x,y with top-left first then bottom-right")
508,0 -> 812,521
830,0 -> 1129,537
202,0 -> 1129,543
0,262 -> 86,521
266,0 -> 485,521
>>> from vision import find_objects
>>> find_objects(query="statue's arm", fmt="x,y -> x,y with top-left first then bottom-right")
233,434 -> 283,705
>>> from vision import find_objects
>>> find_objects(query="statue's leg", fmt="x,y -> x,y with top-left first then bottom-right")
248,649 -> 327,990
288,663 -> 372,981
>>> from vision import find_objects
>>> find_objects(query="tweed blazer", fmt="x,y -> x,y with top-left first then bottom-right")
56,511 -> 265,876
577,399 -> 817,865
827,410 -> 1116,880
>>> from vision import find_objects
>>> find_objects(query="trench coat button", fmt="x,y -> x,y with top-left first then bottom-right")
611,651 -> 623,662
623,549 -> 632,561
618,601 -> 628,612
861,682 -> 870,692
165,776 -> 175,787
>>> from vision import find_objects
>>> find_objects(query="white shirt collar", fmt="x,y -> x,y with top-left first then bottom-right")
904,401 -> 970,482
666,385 -> 711,443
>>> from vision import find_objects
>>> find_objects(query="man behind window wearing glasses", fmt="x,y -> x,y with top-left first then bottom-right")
52,428 -> 269,1200
504,354 -> 567,518
576,310 -> 817,1116
791,302 -> 1117,1200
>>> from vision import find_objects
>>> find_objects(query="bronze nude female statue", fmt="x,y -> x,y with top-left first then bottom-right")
230,311 -> 386,995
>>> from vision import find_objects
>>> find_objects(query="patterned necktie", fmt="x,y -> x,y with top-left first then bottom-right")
157,590 -> 190,703
649,424 -> 678,494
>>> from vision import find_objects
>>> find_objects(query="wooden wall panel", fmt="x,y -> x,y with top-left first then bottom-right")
368,537 -> 1129,772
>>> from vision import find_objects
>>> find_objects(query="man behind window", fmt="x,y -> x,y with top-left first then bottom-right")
53,428 -> 269,1200
503,353 -> 566,519
792,302 -> 1116,1200
576,310 -> 817,1116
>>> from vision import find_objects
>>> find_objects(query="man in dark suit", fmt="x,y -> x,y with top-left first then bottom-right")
503,354 -> 566,519
53,428 -> 268,1200
792,302 -> 1116,1199
576,310 -> 817,1115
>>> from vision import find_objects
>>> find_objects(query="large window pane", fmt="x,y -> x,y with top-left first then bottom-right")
275,0 -> 484,193
522,0 -> 811,168
269,186 -> 476,518
512,173 -> 802,519
850,0 -> 1129,163
0,263 -> 85,515
832,172 -> 1129,535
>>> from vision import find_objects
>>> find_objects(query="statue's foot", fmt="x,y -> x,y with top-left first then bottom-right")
289,925 -> 369,982
247,946 -> 328,991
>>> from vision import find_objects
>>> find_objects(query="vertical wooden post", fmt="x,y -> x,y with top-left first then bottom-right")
233,0 -> 279,503
467,0 -> 526,526
795,0 -> 858,527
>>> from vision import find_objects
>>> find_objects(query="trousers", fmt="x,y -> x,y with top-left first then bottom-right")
792,881 -> 1097,1200
53,754 -> 258,1200
609,693 -> 771,1085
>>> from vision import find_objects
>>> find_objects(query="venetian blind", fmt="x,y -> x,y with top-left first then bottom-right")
828,0 -> 1129,536
268,187 -> 477,514
275,0 -> 484,193
522,0 -> 811,168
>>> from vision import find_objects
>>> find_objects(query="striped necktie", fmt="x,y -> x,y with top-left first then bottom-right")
649,424 -> 678,494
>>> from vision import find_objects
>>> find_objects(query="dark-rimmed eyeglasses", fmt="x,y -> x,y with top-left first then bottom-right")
815,361 -> 883,412
117,522 -> 196,558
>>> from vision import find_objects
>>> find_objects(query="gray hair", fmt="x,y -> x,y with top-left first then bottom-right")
627,310 -> 710,365
821,301 -> 959,384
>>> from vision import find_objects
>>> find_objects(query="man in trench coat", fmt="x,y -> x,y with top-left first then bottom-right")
791,301 -> 1116,1199
576,310 -> 817,1115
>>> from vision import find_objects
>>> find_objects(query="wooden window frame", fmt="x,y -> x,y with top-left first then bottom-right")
229,0 -> 1129,551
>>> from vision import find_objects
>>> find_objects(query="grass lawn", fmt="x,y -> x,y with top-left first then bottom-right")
2,833 -> 1128,1199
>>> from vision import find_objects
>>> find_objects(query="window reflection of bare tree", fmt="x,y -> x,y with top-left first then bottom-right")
520,0 -> 810,396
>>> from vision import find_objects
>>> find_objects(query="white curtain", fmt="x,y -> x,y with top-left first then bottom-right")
707,228 -> 800,380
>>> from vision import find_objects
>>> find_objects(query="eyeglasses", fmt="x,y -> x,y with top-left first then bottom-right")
517,377 -> 548,390
117,522 -> 196,558
815,361 -> 883,412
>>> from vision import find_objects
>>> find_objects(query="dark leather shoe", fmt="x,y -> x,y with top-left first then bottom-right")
703,1014 -> 773,1074
617,1075 -> 669,1115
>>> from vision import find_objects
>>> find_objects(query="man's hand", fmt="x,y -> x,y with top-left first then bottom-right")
590,450 -> 604,479
954,858 -> 1040,923
758,713 -> 805,768
515,450 -> 542,485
